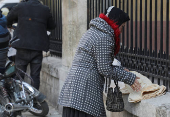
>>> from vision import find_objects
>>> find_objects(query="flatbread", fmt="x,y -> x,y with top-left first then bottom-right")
121,71 -> 166,103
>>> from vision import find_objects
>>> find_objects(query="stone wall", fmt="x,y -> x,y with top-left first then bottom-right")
39,57 -> 62,110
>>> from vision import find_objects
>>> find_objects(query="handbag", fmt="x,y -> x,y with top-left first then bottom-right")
106,73 -> 124,112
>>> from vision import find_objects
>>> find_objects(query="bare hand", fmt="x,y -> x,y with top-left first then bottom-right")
124,68 -> 129,72
131,77 -> 141,92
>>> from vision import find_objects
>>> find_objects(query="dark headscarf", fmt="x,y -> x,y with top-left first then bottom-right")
104,6 -> 130,27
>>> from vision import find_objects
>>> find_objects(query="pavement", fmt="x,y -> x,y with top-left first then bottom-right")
21,104 -> 62,117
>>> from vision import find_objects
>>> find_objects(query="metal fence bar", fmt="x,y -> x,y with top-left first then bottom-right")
160,0 -> 163,58
166,0 -> 169,59
150,0 -> 152,56
135,0 -> 138,54
104,0 -> 106,10
126,0 -> 129,52
59,0 -> 62,40
144,0 -> 147,55
140,0 -> 142,54
95,0 -> 97,17
93,0 -> 94,18
89,0 -> 91,25
108,0 -> 111,7
101,0 -> 103,13
52,0 -> 55,38
98,0 -> 100,14
115,0 -> 117,7
119,0 -> 121,9
155,0 -> 157,57
111,0 -> 113,6
57,0 -> 59,39
130,0 -> 133,52
87,0 -> 89,29
122,0 -> 125,52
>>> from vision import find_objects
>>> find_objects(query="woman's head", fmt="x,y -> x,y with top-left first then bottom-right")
104,6 -> 130,31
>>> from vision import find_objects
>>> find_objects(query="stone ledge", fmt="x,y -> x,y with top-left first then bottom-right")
42,57 -> 62,78
122,92 -> 170,117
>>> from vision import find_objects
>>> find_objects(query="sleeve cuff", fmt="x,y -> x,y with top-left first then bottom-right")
126,72 -> 136,86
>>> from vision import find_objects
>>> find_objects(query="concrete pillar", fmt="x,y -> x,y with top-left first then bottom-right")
62,0 -> 87,68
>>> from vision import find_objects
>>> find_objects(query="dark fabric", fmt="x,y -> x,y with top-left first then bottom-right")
0,40 -> 9,49
104,7 -> 130,27
0,11 -> 2,18
0,67 -> 5,74
15,49 -> 43,90
8,56 -> 15,62
0,32 -> 10,38
7,0 -> 56,51
0,15 -> 9,35
0,34 -> 10,68
62,107 -> 94,117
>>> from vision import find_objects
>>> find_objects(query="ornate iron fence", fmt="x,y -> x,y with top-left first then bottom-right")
41,0 -> 62,57
87,0 -> 170,91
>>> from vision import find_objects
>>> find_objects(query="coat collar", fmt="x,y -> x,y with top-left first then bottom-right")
89,17 -> 115,37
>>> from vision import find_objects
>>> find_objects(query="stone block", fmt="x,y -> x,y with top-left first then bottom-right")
53,77 -> 59,89
156,104 -> 170,117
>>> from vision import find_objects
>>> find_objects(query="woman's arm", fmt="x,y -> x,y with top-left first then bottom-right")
94,36 -> 136,86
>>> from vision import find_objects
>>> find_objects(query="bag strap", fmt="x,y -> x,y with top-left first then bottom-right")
105,66 -> 120,93
108,67 -> 119,88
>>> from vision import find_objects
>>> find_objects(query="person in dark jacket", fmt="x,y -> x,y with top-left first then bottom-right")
0,11 -> 10,74
7,0 -> 56,90
59,6 -> 141,117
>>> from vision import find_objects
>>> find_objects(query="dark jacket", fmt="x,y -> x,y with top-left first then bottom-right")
0,14 -> 10,72
0,15 -> 9,36
7,0 -> 56,51
59,18 -> 136,117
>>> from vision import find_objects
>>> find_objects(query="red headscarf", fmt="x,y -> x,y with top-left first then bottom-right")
99,13 -> 121,56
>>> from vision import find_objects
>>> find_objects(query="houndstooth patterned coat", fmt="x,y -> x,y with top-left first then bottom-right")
59,17 -> 136,117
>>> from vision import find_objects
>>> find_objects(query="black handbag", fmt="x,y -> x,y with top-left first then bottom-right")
106,74 -> 124,112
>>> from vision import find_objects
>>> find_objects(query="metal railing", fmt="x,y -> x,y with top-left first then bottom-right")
87,0 -> 170,91
41,0 -> 62,57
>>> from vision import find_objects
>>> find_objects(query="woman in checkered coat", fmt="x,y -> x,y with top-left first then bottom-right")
59,6 -> 141,117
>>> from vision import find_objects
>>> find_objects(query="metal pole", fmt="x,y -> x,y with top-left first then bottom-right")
150,0 -> 152,56
155,0 -> 157,57
126,0 -> 129,52
115,0 -> 117,7
135,0 -> 138,54
166,0 -> 169,59
122,0 -> 125,52
160,0 -> 163,58
140,0 -> 142,54
144,0 -> 147,55
130,0 -> 133,52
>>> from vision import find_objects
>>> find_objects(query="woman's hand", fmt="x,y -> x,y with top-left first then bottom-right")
131,77 -> 141,92
124,68 -> 129,72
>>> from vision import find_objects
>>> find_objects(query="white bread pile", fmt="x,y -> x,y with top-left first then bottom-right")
120,71 -> 166,103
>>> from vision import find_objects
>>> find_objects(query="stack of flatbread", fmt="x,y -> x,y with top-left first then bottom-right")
120,71 -> 166,103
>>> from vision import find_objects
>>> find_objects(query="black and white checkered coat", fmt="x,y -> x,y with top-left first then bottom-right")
59,17 -> 136,117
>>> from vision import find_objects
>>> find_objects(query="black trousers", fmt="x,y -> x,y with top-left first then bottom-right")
62,107 -> 94,117
15,49 -> 43,90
